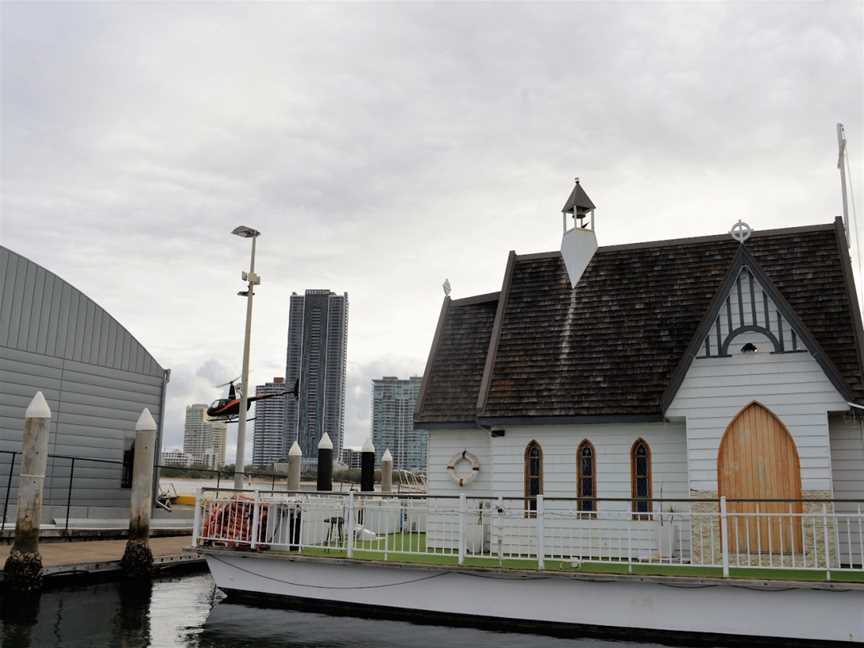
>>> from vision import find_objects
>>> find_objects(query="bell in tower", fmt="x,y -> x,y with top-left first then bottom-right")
560,177 -> 598,288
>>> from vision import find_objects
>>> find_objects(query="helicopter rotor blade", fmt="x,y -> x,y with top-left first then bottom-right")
215,376 -> 242,388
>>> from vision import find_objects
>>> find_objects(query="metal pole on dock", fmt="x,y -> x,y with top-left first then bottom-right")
287,441 -> 302,491
360,437 -> 375,493
381,449 -> 393,494
317,433 -> 333,492
121,408 -> 158,578
4,392 -> 51,593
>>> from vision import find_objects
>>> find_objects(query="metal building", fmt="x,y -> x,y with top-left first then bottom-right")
0,245 -> 169,520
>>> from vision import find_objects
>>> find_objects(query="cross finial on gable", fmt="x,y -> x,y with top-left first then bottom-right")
730,220 -> 753,244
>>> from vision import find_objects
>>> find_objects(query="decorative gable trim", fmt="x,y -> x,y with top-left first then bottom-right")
698,266 -> 803,357
661,244 -> 853,412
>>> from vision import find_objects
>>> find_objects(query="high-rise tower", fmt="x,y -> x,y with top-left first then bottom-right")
183,404 -> 227,468
285,289 -> 349,461
252,377 -> 289,465
371,376 -> 425,470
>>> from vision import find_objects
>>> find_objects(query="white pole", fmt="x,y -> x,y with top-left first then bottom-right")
381,449 -> 393,494
122,408 -> 158,577
192,492 -> 202,546
4,392 -> 51,592
458,493 -> 466,566
720,496 -> 730,578
346,491 -> 355,558
838,123 -> 850,243
250,489 -> 260,549
536,494 -> 545,571
234,236 -> 257,490
287,441 -> 302,491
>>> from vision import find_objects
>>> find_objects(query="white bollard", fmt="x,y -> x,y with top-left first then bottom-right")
287,441 -> 302,491
381,448 -> 393,494
4,392 -> 51,592
121,408 -> 158,578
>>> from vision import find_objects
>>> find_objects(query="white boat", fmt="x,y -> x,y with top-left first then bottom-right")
196,490 -> 864,646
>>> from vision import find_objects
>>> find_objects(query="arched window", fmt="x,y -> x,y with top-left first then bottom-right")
631,439 -> 652,519
524,441 -> 543,516
577,440 -> 596,514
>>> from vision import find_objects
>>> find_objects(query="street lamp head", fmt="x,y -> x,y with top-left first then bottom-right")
232,225 -> 260,238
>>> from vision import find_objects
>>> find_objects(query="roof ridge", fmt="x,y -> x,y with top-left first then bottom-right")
510,222 -> 838,259
451,291 -> 500,306
598,221 -> 836,253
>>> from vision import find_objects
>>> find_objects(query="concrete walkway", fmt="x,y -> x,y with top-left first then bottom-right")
0,535 -> 193,568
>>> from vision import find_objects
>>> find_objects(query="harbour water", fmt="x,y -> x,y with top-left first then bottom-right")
0,573 -> 698,647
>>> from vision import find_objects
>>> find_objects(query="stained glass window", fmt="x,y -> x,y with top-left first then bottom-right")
631,440 -> 652,519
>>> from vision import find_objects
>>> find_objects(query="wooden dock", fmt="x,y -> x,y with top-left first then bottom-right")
0,536 -> 204,583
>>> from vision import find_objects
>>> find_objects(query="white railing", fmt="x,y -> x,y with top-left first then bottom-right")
193,489 -> 864,579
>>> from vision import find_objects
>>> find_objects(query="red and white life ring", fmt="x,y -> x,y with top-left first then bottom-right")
447,450 -> 480,487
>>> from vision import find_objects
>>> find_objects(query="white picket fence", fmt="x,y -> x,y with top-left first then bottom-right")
194,489 -> 864,578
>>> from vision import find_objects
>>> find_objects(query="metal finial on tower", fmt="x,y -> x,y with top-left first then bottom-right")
442,279 -> 452,297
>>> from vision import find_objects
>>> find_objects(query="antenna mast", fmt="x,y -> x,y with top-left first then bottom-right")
838,123 -> 850,245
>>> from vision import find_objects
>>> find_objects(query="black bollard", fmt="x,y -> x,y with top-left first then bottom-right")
316,433 -> 333,491
360,437 -> 375,492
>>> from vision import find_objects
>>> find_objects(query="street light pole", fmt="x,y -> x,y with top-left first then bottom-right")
232,226 -> 261,490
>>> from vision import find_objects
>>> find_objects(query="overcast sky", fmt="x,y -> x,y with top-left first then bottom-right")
1,2 -> 862,462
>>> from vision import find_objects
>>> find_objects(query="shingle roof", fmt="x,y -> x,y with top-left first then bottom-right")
414,293 -> 499,424
415,219 -> 864,426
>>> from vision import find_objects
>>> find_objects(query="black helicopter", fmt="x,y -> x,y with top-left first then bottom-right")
207,377 -> 299,423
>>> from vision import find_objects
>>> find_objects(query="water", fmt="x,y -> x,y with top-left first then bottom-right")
0,573 -> 687,647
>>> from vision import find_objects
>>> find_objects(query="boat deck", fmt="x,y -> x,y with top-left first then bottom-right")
201,545 -> 864,589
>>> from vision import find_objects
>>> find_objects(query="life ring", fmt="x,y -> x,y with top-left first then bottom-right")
447,450 -> 480,487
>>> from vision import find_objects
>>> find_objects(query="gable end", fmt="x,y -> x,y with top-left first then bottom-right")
662,243 -> 854,412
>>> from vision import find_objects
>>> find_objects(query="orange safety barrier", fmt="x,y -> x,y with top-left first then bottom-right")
202,496 -> 268,548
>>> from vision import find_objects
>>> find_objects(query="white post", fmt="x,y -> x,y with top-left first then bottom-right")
346,492 -> 355,558
381,449 -> 393,494
496,496 -> 504,567
720,496 -> 730,578
536,494 -> 545,570
250,489 -> 261,549
3,392 -> 51,592
627,506 -> 633,574
234,232 -> 259,490
192,492 -> 202,546
287,441 -> 302,491
838,123 -> 850,240
823,503 -> 832,581
458,493 -> 466,565
122,408 -> 158,578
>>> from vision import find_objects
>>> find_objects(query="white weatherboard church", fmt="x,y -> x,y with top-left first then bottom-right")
414,180 -> 864,556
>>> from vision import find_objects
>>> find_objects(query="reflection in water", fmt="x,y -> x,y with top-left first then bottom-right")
0,573 -> 683,648
113,579 -> 152,647
1,591 -> 40,648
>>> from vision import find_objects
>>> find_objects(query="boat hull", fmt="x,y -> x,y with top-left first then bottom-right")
203,550 -> 864,646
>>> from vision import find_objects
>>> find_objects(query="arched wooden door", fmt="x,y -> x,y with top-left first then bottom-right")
718,402 -> 802,553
